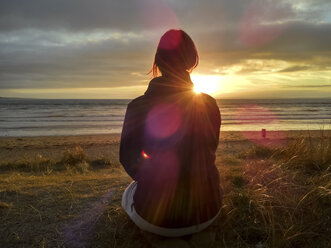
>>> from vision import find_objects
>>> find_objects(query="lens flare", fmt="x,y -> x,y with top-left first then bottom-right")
142,150 -> 150,159
146,103 -> 182,139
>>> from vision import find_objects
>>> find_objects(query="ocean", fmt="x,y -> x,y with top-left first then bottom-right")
0,98 -> 330,137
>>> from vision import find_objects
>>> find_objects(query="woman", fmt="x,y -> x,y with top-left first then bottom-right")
120,29 -> 222,237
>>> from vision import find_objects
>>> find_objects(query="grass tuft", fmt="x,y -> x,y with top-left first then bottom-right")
239,145 -> 274,159
61,146 -> 89,171
0,201 -> 12,209
274,133 -> 331,173
231,175 -> 246,188
220,154 -> 243,166
0,146 -> 120,174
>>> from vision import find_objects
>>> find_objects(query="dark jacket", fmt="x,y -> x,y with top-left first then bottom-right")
120,74 -> 222,228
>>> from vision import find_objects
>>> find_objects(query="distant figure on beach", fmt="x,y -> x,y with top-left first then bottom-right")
120,29 -> 222,237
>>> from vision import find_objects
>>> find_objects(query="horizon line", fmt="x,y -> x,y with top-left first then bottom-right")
1,96 -> 331,101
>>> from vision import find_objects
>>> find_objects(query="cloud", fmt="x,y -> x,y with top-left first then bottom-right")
0,0 -> 318,32
0,0 -> 135,31
0,0 -> 183,32
0,29 -> 155,89
278,65 -> 311,72
281,84 -> 331,88
0,0 -> 330,98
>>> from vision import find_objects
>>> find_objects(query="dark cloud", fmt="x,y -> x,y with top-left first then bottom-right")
194,20 -> 331,75
198,21 -> 331,57
263,22 -> 331,54
0,0 -> 186,32
0,31 -> 154,89
0,0 -> 299,32
278,66 -> 311,73
0,0 -> 139,31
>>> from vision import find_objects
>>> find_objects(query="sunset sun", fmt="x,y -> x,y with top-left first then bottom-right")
191,74 -> 222,96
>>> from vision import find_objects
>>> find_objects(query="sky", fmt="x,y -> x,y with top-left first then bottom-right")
0,0 -> 331,99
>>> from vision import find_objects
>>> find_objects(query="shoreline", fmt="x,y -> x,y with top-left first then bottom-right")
1,129 -> 329,138
0,130 -> 329,163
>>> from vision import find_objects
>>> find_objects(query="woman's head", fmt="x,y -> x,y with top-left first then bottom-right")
151,29 -> 199,77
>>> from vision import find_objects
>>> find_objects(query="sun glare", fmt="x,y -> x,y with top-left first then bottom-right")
191,74 -> 222,95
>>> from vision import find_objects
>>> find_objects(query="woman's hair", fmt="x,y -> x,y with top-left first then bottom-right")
151,29 -> 199,77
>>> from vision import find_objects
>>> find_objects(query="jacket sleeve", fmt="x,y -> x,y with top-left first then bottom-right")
201,94 -> 221,148
119,101 -> 144,180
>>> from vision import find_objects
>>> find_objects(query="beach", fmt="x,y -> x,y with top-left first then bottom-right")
0,130 -> 328,163
1,130 -> 330,247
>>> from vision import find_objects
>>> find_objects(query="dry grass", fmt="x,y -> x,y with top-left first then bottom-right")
216,132 -> 331,248
0,133 -> 330,247
0,145 -> 119,175
274,131 -> 331,173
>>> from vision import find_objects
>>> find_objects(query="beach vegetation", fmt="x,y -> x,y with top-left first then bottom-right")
0,132 -> 330,247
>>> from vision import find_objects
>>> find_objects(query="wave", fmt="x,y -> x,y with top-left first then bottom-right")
0,98 -> 330,136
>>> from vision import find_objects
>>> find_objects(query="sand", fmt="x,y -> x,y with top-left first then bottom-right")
0,130 -> 329,163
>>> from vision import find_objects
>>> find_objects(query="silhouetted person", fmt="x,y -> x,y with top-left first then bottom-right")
120,29 -> 222,237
